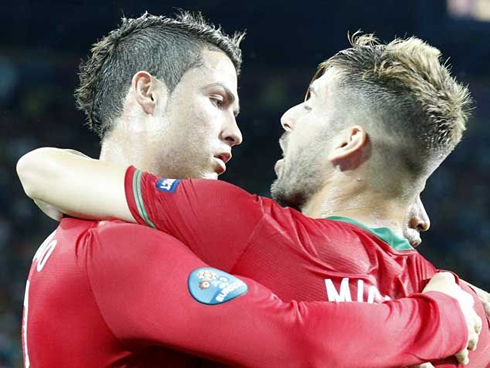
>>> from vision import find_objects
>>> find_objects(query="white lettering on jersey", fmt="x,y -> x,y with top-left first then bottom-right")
324,277 -> 391,303
33,230 -> 57,272
357,279 -> 364,303
325,278 -> 352,302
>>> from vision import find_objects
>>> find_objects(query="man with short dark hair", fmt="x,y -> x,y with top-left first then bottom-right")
17,14 -> 484,368
76,12 -> 244,180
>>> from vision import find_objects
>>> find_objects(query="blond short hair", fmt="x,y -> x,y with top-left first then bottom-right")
311,33 -> 471,177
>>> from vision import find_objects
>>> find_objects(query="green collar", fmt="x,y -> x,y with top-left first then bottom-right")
326,216 -> 413,251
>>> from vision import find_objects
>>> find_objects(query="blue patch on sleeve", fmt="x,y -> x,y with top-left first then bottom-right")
156,178 -> 181,193
188,268 -> 248,305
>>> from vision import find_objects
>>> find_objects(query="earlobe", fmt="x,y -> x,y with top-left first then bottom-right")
132,71 -> 157,115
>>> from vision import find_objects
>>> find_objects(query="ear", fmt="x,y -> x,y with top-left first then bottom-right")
328,126 -> 368,162
131,71 -> 165,115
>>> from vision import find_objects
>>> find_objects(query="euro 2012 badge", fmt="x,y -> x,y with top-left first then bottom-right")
188,268 -> 248,305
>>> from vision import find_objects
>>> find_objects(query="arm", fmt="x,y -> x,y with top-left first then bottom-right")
89,223 -> 470,368
16,148 -> 133,222
17,148 -> 262,267
18,150 -> 479,365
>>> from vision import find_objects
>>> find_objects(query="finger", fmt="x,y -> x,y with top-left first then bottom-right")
456,349 -> 470,365
467,332 -> 478,351
475,315 -> 482,335
409,363 -> 435,368
467,322 -> 480,351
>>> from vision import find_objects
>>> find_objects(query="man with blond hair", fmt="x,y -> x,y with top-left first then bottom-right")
18,28 -> 488,367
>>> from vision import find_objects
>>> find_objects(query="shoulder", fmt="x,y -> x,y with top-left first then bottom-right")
89,220 -> 173,239
188,179 -> 258,200
86,220 -> 183,258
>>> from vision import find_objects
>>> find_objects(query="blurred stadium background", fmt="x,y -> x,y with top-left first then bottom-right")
1,0 -> 490,366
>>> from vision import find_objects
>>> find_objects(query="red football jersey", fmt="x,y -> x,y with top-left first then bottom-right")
21,218 -> 465,368
126,166 -> 490,367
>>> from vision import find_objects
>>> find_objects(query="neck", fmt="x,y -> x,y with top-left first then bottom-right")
98,118 -> 154,172
99,138 -> 131,165
301,173 -> 407,237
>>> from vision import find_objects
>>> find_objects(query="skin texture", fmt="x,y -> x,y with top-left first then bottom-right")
100,49 -> 242,180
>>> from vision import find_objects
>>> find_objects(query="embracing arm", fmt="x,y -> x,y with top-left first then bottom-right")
91,224 -> 471,368
16,148 -> 133,222
16,148 -> 262,266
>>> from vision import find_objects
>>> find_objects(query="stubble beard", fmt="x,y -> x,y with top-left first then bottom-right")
270,153 -> 325,211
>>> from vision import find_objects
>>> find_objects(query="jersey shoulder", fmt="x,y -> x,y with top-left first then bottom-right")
85,220 -> 188,263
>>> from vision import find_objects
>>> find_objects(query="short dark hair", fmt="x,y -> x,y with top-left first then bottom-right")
75,11 -> 245,138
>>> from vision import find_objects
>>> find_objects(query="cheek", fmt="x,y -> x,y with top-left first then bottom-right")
291,127 -> 315,151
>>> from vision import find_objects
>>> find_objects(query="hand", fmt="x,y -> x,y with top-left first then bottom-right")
423,272 -> 482,366
464,280 -> 490,319
409,363 -> 434,368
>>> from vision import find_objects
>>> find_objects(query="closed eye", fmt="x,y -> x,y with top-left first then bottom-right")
211,96 -> 224,108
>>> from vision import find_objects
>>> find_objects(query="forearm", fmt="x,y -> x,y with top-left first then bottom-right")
276,292 -> 465,367
16,148 -> 133,222
95,227 -> 467,368
158,286 -> 466,367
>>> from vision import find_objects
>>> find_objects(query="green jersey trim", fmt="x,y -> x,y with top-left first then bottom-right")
133,169 -> 156,229
327,216 -> 413,251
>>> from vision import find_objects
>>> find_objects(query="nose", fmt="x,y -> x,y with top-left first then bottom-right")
409,216 -> 430,233
221,116 -> 243,147
281,105 -> 300,132
409,197 -> 431,233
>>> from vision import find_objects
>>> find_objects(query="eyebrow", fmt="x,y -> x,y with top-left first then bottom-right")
207,82 -> 240,117
305,84 -> 318,101
309,85 -> 318,97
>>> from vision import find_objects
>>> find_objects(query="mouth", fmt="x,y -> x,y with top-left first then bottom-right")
274,159 -> 284,175
213,152 -> 232,175
409,237 -> 422,248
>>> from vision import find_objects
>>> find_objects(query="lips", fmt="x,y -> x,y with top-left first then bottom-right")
214,158 -> 226,175
274,159 -> 284,175
407,234 -> 422,248
213,152 -> 232,175
410,238 -> 422,248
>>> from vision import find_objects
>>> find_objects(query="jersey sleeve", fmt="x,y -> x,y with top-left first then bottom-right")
86,222 -> 468,368
125,166 -> 265,270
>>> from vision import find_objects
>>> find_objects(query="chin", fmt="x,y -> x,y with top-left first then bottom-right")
202,172 -> 219,180
271,178 -> 305,210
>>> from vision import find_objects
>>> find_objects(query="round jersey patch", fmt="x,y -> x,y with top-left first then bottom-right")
188,268 -> 248,305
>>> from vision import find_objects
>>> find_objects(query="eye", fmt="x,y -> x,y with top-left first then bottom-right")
303,104 -> 312,112
210,96 -> 224,108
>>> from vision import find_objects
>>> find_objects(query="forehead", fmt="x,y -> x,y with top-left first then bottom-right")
183,49 -> 238,93
309,67 -> 341,99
